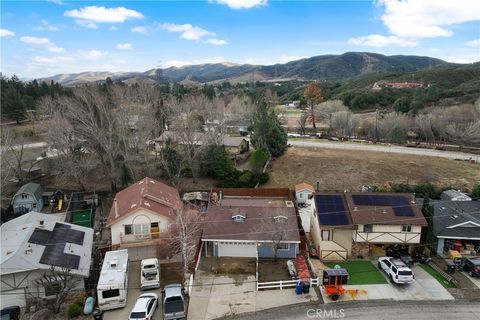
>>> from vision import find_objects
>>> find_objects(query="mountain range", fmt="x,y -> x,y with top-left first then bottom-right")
38,52 -> 472,86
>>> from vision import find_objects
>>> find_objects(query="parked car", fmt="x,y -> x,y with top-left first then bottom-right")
378,257 -> 415,284
463,257 -> 480,277
163,284 -> 186,320
412,252 -> 431,264
399,255 -> 414,267
128,293 -> 158,320
140,258 -> 160,290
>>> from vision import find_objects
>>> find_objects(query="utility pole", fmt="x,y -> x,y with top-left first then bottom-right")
375,108 -> 379,143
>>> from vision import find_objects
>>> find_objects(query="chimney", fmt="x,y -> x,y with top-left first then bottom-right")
316,181 -> 320,192
114,198 -> 119,219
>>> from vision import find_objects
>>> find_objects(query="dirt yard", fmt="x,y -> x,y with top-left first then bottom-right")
264,147 -> 480,191
258,259 -> 292,282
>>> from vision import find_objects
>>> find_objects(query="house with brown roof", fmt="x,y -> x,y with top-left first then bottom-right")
202,188 -> 300,258
202,206 -> 300,258
344,193 -> 428,257
107,177 -> 182,259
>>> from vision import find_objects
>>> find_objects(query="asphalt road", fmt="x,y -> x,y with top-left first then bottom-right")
288,139 -> 480,161
226,300 -> 480,320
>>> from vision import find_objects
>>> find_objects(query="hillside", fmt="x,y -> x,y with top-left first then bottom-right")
37,52 -> 457,86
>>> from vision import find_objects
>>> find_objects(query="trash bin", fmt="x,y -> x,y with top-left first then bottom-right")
92,309 -> 104,320
446,261 -> 456,274
295,281 -> 303,295
303,281 -> 310,293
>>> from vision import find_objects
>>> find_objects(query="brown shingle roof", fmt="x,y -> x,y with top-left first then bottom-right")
344,192 -> 427,226
202,206 -> 300,242
107,177 -> 182,226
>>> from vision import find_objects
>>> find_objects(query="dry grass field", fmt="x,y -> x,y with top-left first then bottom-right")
264,147 -> 480,191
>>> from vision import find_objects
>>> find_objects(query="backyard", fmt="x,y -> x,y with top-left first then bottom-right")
264,146 -> 480,191
325,260 -> 388,285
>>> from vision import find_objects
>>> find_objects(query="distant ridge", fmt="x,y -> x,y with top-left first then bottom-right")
37,52 -> 473,86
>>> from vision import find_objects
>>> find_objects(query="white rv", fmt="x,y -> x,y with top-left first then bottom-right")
97,249 -> 129,310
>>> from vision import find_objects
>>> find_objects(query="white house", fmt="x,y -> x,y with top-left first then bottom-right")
295,183 -> 315,204
107,177 -> 182,260
295,183 -> 315,233
0,212 -> 93,310
441,189 -> 472,202
11,183 -> 44,215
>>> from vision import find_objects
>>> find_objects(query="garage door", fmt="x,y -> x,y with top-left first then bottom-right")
126,245 -> 157,261
218,242 -> 257,257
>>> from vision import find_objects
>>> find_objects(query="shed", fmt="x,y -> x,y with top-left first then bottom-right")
11,182 -> 44,215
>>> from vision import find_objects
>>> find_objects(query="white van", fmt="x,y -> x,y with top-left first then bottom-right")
140,258 -> 160,290
97,249 -> 129,310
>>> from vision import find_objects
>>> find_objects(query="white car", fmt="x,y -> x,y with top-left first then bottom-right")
128,293 -> 158,320
141,258 -> 160,290
378,256 -> 415,284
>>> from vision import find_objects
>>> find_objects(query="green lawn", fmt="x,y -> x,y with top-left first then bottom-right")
419,264 -> 457,288
325,260 -> 388,285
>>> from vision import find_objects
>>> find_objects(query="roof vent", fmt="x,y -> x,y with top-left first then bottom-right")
232,214 -> 246,223
274,215 -> 288,223
39,220 -> 44,228
354,207 -> 358,211
451,215 -> 459,219
382,209 -> 387,214
285,201 -> 294,207
110,259 -> 118,267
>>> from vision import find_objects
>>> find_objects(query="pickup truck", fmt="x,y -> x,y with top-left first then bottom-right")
140,258 -> 160,290
378,257 -> 414,284
163,284 -> 186,320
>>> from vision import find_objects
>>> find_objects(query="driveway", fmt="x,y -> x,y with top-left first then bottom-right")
463,272 -> 480,289
289,139 -> 479,161
188,270 -> 319,320
321,264 -> 453,303
103,260 -> 164,320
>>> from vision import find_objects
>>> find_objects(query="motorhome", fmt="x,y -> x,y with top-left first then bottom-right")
97,249 -> 129,310
140,258 -> 160,290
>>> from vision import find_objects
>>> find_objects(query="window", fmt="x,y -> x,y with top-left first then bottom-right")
299,193 -> 304,199
21,194 -> 28,199
101,289 -> 120,299
124,224 -> 133,235
321,230 -> 332,241
277,243 -> 289,250
363,224 -> 373,233
134,223 -> 150,235
44,283 -> 61,297
402,225 -> 412,233
384,260 -> 391,268
32,203 -> 37,208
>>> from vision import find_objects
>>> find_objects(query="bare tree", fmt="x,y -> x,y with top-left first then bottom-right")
331,111 -> 359,138
256,213 -> 290,261
32,266 -> 81,314
297,112 -> 308,136
168,205 -> 202,281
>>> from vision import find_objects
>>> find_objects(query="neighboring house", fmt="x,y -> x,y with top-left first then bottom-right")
202,206 -> 300,259
310,193 -> 355,261
12,182 -> 44,215
107,177 -> 182,260
431,200 -> 480,255
0,212 -> 93,310
203,188 -> 300,258
222,137 -> 249,155
295,183 -> 315,204
345,193 -> 428,257
441,189 -> 472,202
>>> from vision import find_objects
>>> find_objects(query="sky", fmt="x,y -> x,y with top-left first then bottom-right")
1,0 -> 479,79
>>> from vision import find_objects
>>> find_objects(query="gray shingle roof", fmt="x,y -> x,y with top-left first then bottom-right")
431,200 -> 480,239
14,182 -> 43,201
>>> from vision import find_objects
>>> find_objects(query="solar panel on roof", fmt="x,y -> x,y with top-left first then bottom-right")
315,194 -> 349,225
28,228 -> 51,245
351,194 -> 415,217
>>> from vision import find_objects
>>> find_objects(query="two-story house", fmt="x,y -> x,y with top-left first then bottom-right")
107,177 -> 182,260
12,182 -> 44,215
345,193 -> 428,257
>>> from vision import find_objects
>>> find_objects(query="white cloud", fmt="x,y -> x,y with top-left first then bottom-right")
0,29 -> 15,37
78,50 -> 104,60
161,23 -> 214,41
131,26 -> 149,34
205,38 -> 228,45
349,0 -> 480,48
46,0 -> 65,5
348,34 -> 417,47
377,0 -> 479,39
33,19 -> 60,32
115,59 -> 128,64
209,0 -> 267,9
31,55 -> 74,64
164,56 -> 225,68
116,43 -> 132,50
109,26 -> 118,31
20,36 -> 65,52
466,39 -> 480,47
64,6 -> 144,29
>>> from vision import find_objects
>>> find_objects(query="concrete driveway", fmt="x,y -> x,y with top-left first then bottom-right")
103,260 -> 164,320
463,272 -> 480,289
188,270 -> 319,320
321,264 -> 453,303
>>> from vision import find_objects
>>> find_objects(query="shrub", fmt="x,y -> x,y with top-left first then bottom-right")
67,303 -> 82,318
